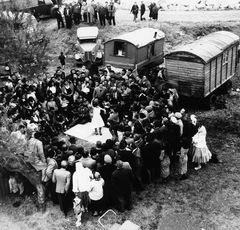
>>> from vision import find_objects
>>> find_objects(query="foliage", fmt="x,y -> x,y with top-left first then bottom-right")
0,10 -> 49,76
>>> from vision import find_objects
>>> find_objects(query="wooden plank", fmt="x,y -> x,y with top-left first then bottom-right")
210,60 -> 216,92
230,46 -> 233,76
209,61 -> 212,93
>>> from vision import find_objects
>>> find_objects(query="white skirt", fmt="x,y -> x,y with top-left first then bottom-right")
192,146 -> 212,164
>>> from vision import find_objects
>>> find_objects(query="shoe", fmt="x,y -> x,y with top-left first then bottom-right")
194,165 -> 202,170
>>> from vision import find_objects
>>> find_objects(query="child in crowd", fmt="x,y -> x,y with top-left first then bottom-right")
160,149 -> 170,183
178,138 -> 189,180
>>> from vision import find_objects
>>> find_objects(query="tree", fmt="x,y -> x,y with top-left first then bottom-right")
0,10 -> 49,76
0,7 -> 49,210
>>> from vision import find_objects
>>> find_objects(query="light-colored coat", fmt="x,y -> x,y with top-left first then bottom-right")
52,168 -> 71,194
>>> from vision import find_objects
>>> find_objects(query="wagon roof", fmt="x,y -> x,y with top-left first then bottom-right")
166,31 -> 239,63
77,26 -> 99,40
105,28 -> 165,48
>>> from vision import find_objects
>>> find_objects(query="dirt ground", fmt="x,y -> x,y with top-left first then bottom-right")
1,9 -> 240,230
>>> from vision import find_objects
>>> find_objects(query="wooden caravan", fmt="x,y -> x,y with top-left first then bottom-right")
165,31 -> 239,98
104,28 -> 165,70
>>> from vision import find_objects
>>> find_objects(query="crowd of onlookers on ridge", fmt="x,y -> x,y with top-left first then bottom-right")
54,0 -> 161,29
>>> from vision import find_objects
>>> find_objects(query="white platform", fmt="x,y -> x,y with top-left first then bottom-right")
65,123 -> 122,144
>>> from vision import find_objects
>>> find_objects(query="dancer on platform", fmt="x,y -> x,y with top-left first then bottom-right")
91,99 -> 105,135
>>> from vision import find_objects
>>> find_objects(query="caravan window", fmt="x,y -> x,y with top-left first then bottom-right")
114,41 -> 127,57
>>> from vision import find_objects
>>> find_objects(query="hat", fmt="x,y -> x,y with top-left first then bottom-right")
104,154 -> 112,164
174,112 -> 182,119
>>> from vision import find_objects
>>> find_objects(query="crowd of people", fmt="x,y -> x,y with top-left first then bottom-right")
53,0 -> 162,29
55,0 -> 117,29
0,60 -> 215,226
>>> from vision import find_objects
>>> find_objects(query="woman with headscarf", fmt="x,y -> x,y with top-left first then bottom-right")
192,122 -> 212,170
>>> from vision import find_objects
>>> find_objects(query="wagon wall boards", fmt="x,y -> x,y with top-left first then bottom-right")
204,44 -> 238,96
165,59 -> 204,98
165,31 -> 239,98
137,39 -> 164,68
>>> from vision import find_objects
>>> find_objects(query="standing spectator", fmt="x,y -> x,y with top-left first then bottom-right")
79,150 -> 96,170
55,8 -> 64,29
152,3 -> 159,20
108,1 -> 116,26
52,160 -> 71,217
99,155 -> 116,208
73,2 -> 81,25
72,162 -> 93,212
98,3 -> 107,26
88,2 -> 95,24
111,160 -> 133,212
160,149 -> 170,183
107,107 -> 119,140
81,1 -> 88,22
89,172 -> 104,216
26,132 -> 46,171
42,149 -> 58,203
104,1 -> 109,24
63,4 -> 73,29
148,2 -> 154,20
130,2 -> 139,22
178,138 -> 189,180
58,52 -> 66,69
140,1 -> 146,20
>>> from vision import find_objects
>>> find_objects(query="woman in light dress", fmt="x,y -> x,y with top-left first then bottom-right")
192,123 -> 212,170
91,99 -> 105,135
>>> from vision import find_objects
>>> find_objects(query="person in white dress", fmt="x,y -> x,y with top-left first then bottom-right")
91,99 -> 105,135
192,123 -> 212,170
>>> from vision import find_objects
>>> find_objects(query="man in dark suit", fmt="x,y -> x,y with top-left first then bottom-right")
111,160 -> 133,212
52,160 -> 71,217
98,3 -> 107,26
63,4 -> 73,29
140,1 -> 146,20
55,8 -> 65,29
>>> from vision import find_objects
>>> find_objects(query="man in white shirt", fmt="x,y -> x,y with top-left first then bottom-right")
72,162 -> 93,211
89,172 -> 104,216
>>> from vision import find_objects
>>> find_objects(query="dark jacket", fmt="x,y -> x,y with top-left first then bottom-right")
111,167 -> 133,195
141,3 -> 146,13
131,4 -> 139,14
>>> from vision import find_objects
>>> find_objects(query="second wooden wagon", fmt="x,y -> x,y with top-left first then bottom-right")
104,28 -> 165,70
165,31 -> 239,99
